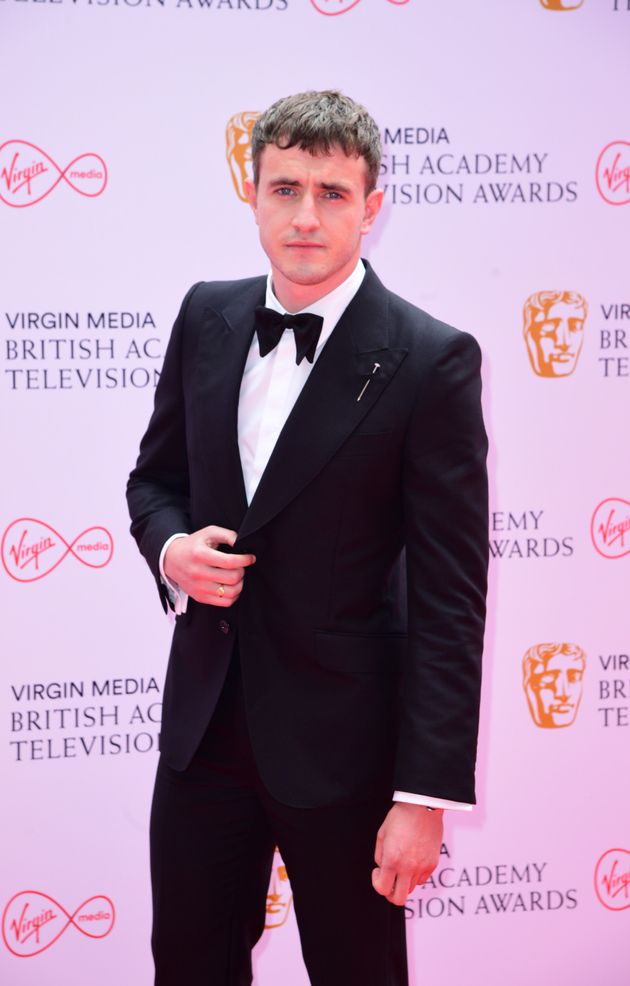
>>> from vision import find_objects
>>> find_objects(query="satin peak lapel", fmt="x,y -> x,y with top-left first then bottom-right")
194,278 -> 265,529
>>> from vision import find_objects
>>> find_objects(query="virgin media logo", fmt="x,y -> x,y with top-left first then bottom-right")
596,141 -> 630,206
1,518 -> 114,582
594,849 -> 630,911
2,891 -> 115,957
310,0 -> 408,15
0,140 -> 107,208
590,498 -> 630,559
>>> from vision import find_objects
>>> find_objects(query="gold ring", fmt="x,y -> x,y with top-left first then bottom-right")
217,584 -> 225,598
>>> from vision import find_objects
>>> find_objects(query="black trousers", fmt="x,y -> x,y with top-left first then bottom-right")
150,654 -> 408,986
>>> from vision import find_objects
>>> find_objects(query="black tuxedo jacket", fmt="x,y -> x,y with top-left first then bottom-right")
127,264 -> 488,809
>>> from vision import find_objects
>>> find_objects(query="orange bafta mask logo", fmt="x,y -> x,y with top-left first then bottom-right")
539,0 -> 584,9
226,112 -> 259,202
523,291 -> 588,377
523,643 -> 586,728
265,848 -> 293,929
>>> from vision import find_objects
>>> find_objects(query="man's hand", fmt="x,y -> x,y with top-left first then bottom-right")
163,526 -> 256,607
372,802 -> 443,906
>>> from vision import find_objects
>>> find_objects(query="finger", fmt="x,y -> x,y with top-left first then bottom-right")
196,580 -> 244,605
185,567 -> 240,593
408,872 -> 422,891
193,591 -> 240,608
207,549 -> 256,570
204,566 -> 246,586
215,580 -> 243,600
201,527 -> 256,567
196,585 -> 241,603
411,869 -> 432,889
191,570 -> 244,594
189,541 -> 255,572
387,874 -> 412,907
374,830 -> 384,867
202,525 -> 238,547
372,866 -> 396,898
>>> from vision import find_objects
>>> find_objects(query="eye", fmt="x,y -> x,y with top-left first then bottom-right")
275,186 -> 296,197
323,190 -> 342,200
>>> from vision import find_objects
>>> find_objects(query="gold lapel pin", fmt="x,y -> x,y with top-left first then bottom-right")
357,362 -> 381,402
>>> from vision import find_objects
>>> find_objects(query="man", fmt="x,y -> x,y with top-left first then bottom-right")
127,90 -> 488,985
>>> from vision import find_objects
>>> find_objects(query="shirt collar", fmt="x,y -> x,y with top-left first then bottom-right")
264,259 -> 366,354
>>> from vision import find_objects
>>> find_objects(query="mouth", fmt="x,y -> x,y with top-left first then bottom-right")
550,354 -> 573,362
285,241 -> 325,249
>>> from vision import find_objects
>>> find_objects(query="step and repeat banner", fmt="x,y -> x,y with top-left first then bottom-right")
1,1 -> 628,984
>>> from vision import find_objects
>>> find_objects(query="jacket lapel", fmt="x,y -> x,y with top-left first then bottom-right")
236,266 -> 408,542
194,278 -> 265,529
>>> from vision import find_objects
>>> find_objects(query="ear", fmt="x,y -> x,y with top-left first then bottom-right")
245,178 -> 259,223
360,188 -> 384,235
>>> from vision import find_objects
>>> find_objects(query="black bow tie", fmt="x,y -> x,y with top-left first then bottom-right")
254,306 -> 324,366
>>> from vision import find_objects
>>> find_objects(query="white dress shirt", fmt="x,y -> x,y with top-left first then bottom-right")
159,260 -> 472,812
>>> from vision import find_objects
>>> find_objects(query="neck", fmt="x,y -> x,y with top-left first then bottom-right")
271,254 -> 360,313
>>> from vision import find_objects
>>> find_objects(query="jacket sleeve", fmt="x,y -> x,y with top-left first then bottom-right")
126,283 -> 201,609
396,330 -> 488,804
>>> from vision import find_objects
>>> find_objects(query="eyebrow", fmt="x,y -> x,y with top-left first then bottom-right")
321,180 -> 352,193
267,177 -> 353,194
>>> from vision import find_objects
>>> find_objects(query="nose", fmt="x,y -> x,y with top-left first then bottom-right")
291,193 -> 320,233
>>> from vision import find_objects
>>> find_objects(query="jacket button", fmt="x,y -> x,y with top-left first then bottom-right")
218,619 -> 231,635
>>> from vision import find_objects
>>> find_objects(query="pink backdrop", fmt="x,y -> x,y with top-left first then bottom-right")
1,1 -> 628,982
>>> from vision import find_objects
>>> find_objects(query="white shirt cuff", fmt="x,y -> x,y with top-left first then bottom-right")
393,791 -> 473,812
159,534 -> 189,616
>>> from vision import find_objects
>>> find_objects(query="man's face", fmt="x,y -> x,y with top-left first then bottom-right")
526,300 -> 585,377
265,850 -> 293,929
246,143 -> 383,307
525,649 -> 585,728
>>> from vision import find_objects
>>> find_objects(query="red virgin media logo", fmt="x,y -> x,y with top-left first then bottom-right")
2,891 -> 115,957
590,498 -> 630,559
594,849 -> 630,911
310,0 -> 408,15
1,518 -> 114,582
596,141 -> 630,206
0,140 -> 107,208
